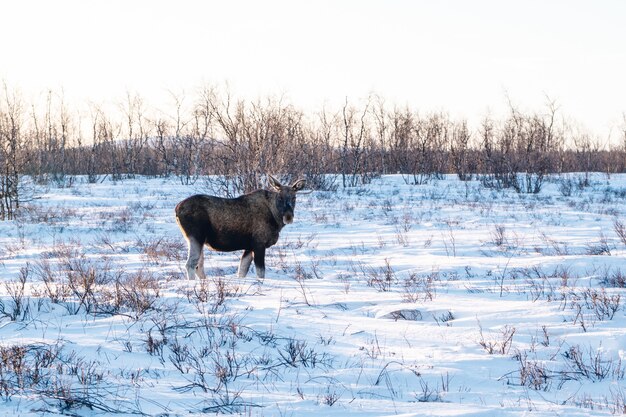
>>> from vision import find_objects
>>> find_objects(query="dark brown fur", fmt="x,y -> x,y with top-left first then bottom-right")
175,175 -> 306,279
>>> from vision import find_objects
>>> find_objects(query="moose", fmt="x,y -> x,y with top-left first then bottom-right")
175,175 -> 307,280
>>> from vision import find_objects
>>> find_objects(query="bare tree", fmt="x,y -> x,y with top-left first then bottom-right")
573,131 -> 600,186
0,82 -> 25,219
25,90 -> 74,184
371,95 -> 390,175
120,92 -> 151,178
87,104 -> 120,182
480,114 -> 515,190
301,106 -> 340,190
154,116 -> 173,177
203,87 -> 250,195
388,106 -> 415,180
413,112 -> 450,184
450,120 -> 473,181
340,98 -> 372,187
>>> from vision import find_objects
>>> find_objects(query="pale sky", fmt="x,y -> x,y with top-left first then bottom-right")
2,0 -> 625,140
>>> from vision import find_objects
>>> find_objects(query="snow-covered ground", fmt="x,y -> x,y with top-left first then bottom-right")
1,173 -> 625,416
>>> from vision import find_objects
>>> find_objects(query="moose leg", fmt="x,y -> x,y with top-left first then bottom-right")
184,237 -> 203,280
253,247 -> 266,279
238,250 -> 253,278
195,248 -> 207,280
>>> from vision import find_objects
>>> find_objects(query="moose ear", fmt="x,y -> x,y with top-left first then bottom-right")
267,174 -> 282,191
291,178 -> 306,191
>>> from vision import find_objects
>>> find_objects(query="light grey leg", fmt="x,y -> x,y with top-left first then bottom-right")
184,237 -> 203,280
238,250 -> 253,278
196,247 -> 207,280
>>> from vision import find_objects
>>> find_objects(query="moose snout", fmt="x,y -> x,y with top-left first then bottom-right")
283,213 -> 294,224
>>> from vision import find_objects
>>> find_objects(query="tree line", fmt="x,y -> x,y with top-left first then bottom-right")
1,83 -> 625,219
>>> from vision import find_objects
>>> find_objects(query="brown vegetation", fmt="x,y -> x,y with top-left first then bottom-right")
1,84 -> 625,219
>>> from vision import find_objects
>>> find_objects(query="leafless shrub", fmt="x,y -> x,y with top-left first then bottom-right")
514,350 -> 552,391
168,339 -> 190,374
563,344 -> 625,382
490,224 -> 507,247
558,177 -> 575,196
145,331 -> 166,358
586,233 -> 613,256
319,385 -> 342,406
33,248 -> 102,314
555,265 -> 577,288
609,385 -> 626,414
0,264 -> 31,321
581,288 -> 621,321
601,268 -> 626,288
93,231 -> 124,253
375,233 -> 387,248
313,212 -> 328,223
199,275 -> 243,313
415,375 -> 446,402
519,267 -> 554,302
614,219 -> 626,246
100,207 -> 137,233
360,332 -> 383,360
293,261 -> 314,306
399,210 -> 414,232
433,310 -> 455,326
1,228 -> 26,258
137,236 -> 186,264
337,273 -> 351,294
538,232 -> 569,256
569,300 -> 589,332
0,343 -> 58,400
168,315 -> 258,413
17,204 -> 80,224
493,256 -> 515,297
442,225 -> 457,257
287,233 -> 318,250
601,186 -> 626,204
63,255 -> 116,315
200,390 -> 256,415
383,309 -> 422,321
270,243 -> 289,273
0,342 -> 138,413
31,259 -> 71,304
517,265 -> 576,302
278,339 -> 330,368
101,269 -> 161,319
41,239 -> 81,260
402,271 -> 438,302
184,278 -> 220,312
571,392 -> 602,411
365,259 -> 397,292
394,224 -> 411,247
565,285 -> 622,328
32,252 -> 160,318
477,322 -> 516,355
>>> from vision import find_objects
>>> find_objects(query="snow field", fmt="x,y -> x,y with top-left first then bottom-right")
0,173 -> 625,416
